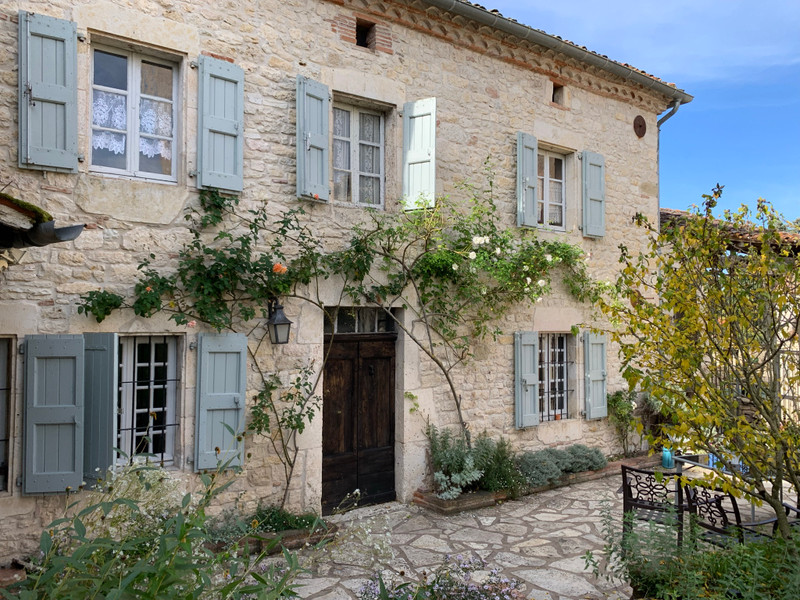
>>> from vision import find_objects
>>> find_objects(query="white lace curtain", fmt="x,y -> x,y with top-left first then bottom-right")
92,91 -> 172,159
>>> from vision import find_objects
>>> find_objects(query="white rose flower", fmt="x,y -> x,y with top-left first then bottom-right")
537,279 -> 546,287
468,251 -> 477,260
452,263 -> 459,271
545,254 -> 553,262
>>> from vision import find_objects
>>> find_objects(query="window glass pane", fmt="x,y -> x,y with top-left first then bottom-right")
92,132 -> 127,169
0,339 -> 9,492
93,90 -> 127,130
359,113 -> 381,143
140,99 -> 173,137
333,107 -> 351,137
137,341 -> 151,363
550,156 -> 563,180
136,365 -> 150,382
337,309 -> 356,333
140,61 -> 173,100
548,204 -> 563,227
94,50 -> 128,90
139,140 -> 172,175
333,139 -> 350,170
359,176 -> 381,205
359,144 -> 380,174
538,154 -> 545,177
549,181 -> 563,226
334,170 -> 351,202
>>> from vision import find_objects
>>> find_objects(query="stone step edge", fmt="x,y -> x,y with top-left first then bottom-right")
413,453 -> 660,515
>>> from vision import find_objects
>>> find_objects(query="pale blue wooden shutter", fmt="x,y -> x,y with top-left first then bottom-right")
83,333 -> 117,486
197,55 -> 244,192
582,151 -> 606,238
18,11 -> 78,172
296,75 -> 330,200
584,332 -> 608,419
24,335 -> 84,494
195,333 -> 247,470
514,332 -> 540,428
402,98 -> 436,210
516,132 -> 538,226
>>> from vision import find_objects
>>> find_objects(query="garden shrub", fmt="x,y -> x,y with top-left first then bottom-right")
4,461 -> 303,599
539,448 -> 572,473
357,554 -> 525,600
472,434 -> 526,498
208,503 -> 324,546
586,502 -> 800,600
516,450 -> 562,488
426,424 -> 482,500
565,444 -> 607,473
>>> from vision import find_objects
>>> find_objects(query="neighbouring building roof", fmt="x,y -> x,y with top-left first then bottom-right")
660,207 -> 800,250
423,0 -> 693,107
0,192 -> 84,249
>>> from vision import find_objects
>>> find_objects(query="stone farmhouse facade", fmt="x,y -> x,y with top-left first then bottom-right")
0,0 -> 691,560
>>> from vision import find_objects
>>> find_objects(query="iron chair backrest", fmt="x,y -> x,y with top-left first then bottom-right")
684,485 -> 774,546
621,464 -> 684,517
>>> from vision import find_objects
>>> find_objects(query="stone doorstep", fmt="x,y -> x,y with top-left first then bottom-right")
413,453 -> 660,515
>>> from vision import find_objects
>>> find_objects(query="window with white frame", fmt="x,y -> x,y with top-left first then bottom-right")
117,336 -> 179,463
333,104 -> 385,207
91,47 -> 177,181
324,307 -> 396,334
537,151 -> 565,228
0,339 -> 10,492
538,333 -> 570,421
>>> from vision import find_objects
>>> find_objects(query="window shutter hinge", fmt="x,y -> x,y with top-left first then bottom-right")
78,154 -> 85,163
16,476 -> 22,488
18,344 -> 25,355
187,458 -> 194,465
188,169 -> 197,178
77,33 -> 87,42
190,60 -> 199,69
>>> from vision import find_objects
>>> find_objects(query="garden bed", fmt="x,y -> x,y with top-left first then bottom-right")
414,453 -> 659,514
205,523 -> 337,555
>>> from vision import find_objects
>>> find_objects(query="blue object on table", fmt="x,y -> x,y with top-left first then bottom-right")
662,447 -> 674,469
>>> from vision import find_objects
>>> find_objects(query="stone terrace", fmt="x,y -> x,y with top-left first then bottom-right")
291,476 -> 630,600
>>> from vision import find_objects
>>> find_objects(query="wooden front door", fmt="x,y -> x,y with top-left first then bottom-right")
322,333 -> 396,514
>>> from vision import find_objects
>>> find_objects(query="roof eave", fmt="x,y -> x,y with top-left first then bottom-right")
421,0 -> 693,106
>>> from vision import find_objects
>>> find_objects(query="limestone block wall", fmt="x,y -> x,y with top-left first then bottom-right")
0,0 -> 677,562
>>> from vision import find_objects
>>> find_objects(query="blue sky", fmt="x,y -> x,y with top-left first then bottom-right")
481,1 -> 800,221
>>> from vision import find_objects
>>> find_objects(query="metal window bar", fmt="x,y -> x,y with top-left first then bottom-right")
538,333 -> 571,421
117,336 -> 179,465
0,339 -> 9,492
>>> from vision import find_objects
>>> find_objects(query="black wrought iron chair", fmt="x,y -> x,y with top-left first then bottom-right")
621,464 -> 685,543
685,486 -> 774,546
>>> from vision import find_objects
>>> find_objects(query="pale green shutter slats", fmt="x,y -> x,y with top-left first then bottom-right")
582,150 -> 606,238
83,333 -> 117,485
584,332 -> 608,419
24,335 -> 84,494
296,75 -> 330,200
402,98 -> 436,210
198,55 -> 244,192
516,132 -> 538,226
195,333 -> 247,470
514,331 -> 540,428
18,11 -> 78,172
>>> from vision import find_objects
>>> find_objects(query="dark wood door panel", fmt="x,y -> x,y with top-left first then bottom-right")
323,336 -> 396,513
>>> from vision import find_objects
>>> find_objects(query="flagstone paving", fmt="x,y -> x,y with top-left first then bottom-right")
291,477 -> 631,600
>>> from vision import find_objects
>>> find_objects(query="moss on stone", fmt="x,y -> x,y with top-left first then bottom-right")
0,192 -> 52,224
